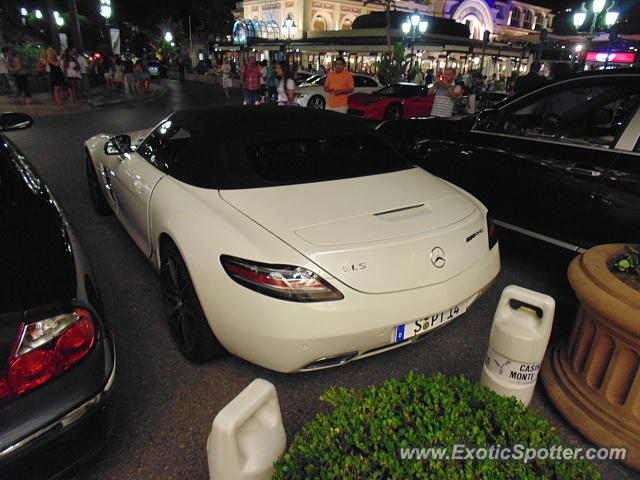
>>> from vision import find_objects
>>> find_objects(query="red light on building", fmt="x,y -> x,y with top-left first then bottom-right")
585,52 -> 636,63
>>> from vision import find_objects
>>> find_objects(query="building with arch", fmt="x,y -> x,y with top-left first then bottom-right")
239,0 -> 555,42
226,0 -> 559,78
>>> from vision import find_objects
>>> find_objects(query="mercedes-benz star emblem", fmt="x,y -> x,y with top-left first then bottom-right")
430,247 -> 446,268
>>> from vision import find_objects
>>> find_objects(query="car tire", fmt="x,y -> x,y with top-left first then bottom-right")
308,95 -> 326,109
86,153 -> 112,216
383,103 -> 403,120
160,241 -> 226,363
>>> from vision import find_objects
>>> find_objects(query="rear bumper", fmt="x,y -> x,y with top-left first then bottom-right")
204,244 -> 500,372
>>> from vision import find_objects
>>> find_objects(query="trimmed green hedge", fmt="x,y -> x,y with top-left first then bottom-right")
273,372 -> 599,479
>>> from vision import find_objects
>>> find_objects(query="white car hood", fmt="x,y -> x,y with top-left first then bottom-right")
219,168 -> 487,293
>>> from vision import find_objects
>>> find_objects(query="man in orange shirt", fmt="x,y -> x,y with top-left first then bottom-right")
323,57 -> 353,114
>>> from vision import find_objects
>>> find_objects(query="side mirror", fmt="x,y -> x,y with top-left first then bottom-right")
0,112 -> 33,132
104,135 -> 132,155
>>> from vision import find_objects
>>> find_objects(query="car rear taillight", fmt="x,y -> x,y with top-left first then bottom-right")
487,215 -> 498,250
0,308 -> 96,401
221,255 -> 344,302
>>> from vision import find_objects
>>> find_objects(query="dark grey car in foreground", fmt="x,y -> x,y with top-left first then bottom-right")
0,113 -> 116,479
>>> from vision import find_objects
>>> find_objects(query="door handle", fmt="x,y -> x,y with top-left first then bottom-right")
134,180 -> 145,194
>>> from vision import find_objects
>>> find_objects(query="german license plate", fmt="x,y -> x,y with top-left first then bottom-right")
394,302 -> 466,343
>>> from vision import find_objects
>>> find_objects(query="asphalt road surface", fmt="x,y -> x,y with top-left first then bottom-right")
5,79 -> 635,480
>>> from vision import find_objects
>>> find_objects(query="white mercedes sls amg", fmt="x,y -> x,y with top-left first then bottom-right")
84,106 -> 500,372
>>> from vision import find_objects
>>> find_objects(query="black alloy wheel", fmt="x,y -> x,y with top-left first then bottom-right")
383,103 -> 403,120
308,95 -> 326,109
160,241 -> 226,363
86,153 -> 112,216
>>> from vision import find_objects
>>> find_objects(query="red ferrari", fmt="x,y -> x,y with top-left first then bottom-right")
348,83 -> 435,120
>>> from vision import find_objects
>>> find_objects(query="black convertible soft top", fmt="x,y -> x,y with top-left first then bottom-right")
170,105 -> 375,143
145,105 -> 410,189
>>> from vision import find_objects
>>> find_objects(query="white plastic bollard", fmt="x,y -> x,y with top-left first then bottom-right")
480,285 -> 555,407
206,379 -> 286,480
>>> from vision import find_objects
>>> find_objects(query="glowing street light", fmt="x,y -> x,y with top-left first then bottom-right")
282,15 -> 297,39
53,11 -> 64,27
402,9 -> 428,69
20,7 -> 28,16
165,31 -> 173,43
34,9 -> 42,19
572,0 -> 620,70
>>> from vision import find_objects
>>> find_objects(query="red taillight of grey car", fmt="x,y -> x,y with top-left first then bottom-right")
220,255 -> 344,302
0,308 -> 95,401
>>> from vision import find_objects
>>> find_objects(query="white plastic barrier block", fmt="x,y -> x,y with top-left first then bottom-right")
207,379 -> 286,480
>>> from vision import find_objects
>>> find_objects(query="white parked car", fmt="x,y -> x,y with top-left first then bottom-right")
84,106 -> 500,372
293,73 -> 382,109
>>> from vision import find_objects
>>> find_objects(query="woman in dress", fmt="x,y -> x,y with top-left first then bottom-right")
274,62 -> 295,105
46,48 -> 64,108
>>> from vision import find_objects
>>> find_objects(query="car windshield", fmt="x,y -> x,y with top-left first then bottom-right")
375,85 -> 418,98
136,110 -> 412,189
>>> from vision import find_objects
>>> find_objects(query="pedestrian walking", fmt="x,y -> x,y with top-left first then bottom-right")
141,56 -> 150,93
134,60 -> 144,94
259,60 -> 268,103
113,55 -> 125,93
103,55 -> 114,91
158,61 -> 169,95
219,57 -> 232,98
124,53 -> 136,96
46,48 -> 65,108
178,57 -> 185,83
275,62 -> 296,105
3,48 -> 19,99
74,49 -> 89,100
428,67 -> 462,117
324,57 -> 353,114
512,61 -> 546,97
266,59 -> 278,103
240,56 -> 261,105
0,48 -> 9,95
413,68 -> 424,85
8,51 -> 32,104
64,49 -> 83,104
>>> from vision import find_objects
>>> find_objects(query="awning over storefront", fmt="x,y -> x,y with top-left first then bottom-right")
351,11 -> 471,38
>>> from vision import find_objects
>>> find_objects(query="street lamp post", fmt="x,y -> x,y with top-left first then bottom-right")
402,10 -> 428,70
573,0 -> 619,70
282,15 -> 297,63
99,0 -> 113,53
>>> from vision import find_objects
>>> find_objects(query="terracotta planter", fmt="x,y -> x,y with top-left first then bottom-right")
541,244 -> 640,470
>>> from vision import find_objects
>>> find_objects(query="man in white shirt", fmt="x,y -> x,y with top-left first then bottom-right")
428,67 -> 462,117
76,51 -> 89,99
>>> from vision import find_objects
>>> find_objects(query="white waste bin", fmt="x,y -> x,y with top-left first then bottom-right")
207,378 -> 286,480
480,285 -> 555,406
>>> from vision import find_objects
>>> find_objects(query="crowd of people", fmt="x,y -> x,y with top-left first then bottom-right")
0,46 -> 163,109
408,61 -> 577,114
234,56 -> 355,113
97,53 -> 155,98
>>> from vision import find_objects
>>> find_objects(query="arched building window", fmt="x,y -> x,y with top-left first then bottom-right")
509,8 -> 521,27
233,19 -> 281,44
523,10 -> 533,29
313,16 -> 326,31
535,12 -> 545,30
341,18 -> 352,30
